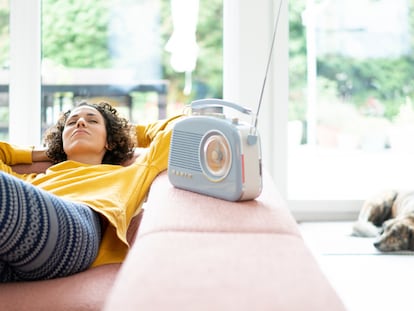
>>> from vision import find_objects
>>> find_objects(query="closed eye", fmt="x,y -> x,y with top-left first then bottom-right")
65,118 -> 99,126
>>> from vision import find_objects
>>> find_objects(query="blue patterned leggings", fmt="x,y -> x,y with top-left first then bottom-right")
0,172 -> 102,282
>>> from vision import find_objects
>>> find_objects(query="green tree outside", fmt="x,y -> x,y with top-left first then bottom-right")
0,0 -> 9,68
6,1 -> 414,125
40,0 -> 222,102
289,0 -> 414,122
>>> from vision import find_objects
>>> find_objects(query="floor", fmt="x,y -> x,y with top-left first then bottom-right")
299,221 -> 414,311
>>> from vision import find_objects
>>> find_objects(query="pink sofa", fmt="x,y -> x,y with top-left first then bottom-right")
104,171 -> 346,311
1,164 -> 346,311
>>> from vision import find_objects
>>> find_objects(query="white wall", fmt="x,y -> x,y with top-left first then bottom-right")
9,0 -> 41,146
223,0 -> 288,195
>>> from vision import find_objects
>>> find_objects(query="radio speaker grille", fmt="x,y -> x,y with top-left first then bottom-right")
169,130 -> 202,172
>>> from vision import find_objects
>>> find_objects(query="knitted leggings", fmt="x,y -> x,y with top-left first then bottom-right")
0,172 -> 102,282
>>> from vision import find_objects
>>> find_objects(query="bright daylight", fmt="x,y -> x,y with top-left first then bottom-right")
0,1 -> 413,311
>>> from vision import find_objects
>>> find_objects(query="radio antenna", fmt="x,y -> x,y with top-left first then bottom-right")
252,0 -> 284,132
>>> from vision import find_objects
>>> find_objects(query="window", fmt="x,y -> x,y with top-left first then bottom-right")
288,0 -> 414,218
40,0 -> 222,132
9,0 -> 373,220
5,0 -> 222,144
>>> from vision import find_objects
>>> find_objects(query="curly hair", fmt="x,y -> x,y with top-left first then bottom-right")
44,101 -> 136,165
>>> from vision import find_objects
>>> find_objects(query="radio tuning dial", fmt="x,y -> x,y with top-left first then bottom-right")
200,131 -> 232,181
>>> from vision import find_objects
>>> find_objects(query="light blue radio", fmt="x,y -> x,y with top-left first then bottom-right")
168,98 -> 262,201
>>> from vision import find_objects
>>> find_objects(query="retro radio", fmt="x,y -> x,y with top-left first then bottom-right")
167,0 -> 283,201
168,99 -> 262,201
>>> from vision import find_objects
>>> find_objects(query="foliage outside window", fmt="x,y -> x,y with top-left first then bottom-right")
41,0 -> 223,107
0,0 -> 8,68
289,0 -> 414,126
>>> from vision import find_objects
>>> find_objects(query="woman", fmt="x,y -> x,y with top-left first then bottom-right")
0,101 -> 181,282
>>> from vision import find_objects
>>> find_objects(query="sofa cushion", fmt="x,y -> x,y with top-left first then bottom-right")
104,232 -> 344,311
0,264 -> 120,311
104,171 -> 346,311
137,171 -> 300,237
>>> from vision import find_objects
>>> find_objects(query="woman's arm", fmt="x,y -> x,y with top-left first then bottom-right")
0,142 -> 51,175
135,115 -> 183,148
0,141 -> 33,165
10,148 -> 52,174
32,147 -> 51,162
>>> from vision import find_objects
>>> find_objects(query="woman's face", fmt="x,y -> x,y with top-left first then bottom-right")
62,105 -> 108,163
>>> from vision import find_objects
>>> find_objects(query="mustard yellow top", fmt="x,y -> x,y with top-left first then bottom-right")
0,115 -> 181,267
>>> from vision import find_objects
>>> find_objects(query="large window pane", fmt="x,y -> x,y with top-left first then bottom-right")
41,0 -> 222,131
0,0 -> 9,140
289,0 -> 414,200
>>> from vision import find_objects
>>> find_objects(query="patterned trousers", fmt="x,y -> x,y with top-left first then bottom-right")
0,172 -> 101,282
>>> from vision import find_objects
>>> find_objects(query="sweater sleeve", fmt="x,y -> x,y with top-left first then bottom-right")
134,115 -> 183,172
0,142 -> 33,165
135,115 -> 183,148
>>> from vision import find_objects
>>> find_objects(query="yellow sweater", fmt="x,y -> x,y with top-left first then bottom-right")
0,115 -> 181,267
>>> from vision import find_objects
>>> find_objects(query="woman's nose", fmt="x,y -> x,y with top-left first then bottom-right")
76,117 -> 86,127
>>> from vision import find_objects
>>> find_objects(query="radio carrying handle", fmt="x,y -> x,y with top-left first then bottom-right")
191,98 -> 258,146
191,99 -> 252,116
